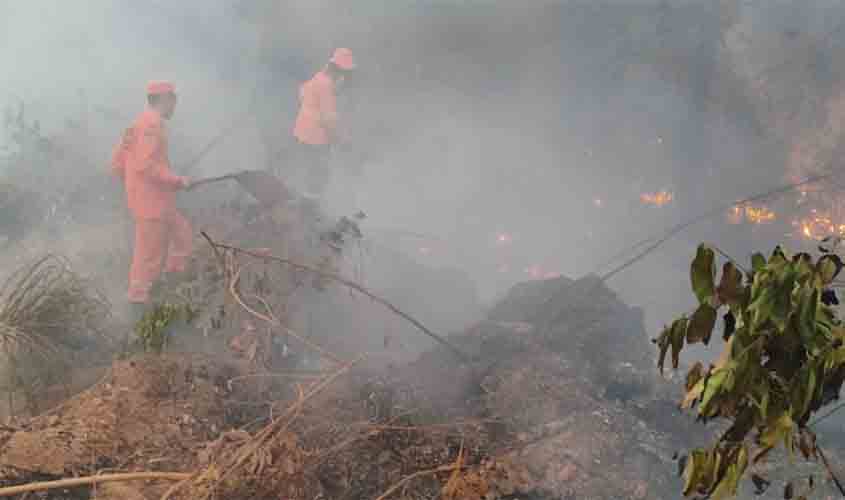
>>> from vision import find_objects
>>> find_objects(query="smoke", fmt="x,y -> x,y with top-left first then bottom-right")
2,1 -> 843,350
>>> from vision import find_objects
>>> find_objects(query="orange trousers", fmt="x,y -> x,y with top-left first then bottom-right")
127,211 -> 192,303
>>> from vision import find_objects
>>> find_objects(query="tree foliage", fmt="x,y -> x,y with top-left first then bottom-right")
655,243 -> 845,498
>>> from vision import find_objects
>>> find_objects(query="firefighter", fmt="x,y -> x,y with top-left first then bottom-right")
292,48 -> 356,202
111,81 -> 192,318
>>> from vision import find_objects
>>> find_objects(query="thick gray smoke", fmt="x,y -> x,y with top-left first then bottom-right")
1,0 -> 842,344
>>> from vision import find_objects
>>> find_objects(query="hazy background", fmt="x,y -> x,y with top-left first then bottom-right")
3,0 -> 844,351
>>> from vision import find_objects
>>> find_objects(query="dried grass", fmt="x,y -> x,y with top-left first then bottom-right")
0,254 -> 110,417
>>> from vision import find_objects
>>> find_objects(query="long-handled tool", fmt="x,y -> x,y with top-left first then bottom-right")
187,170 -> 296,207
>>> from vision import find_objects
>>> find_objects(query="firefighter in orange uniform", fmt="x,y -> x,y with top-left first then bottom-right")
111,81 -> 192,317
292,48 -> 356,201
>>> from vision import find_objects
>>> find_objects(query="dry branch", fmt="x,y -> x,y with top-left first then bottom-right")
0,472 -> 190,497
201,353 -> 368,498
201,232 -> 471,363
374,463 -> 464,500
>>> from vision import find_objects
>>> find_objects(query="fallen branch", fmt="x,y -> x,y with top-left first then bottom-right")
374,463 -> 463,500
0,471 -> 190,498
201,232 -> 471,363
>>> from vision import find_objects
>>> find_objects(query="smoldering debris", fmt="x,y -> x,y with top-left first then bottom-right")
0,260 -> 709,499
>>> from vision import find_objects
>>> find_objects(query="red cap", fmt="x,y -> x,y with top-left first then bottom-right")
329,48 -> 355,70
146,80 -> 175,96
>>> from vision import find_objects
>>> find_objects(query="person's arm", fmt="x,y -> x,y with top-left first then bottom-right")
135,123 -> 188,190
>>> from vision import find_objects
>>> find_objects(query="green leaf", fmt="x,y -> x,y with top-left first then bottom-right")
691,244 -> 716,305
687,304 -> 718,345
769,245 -> 788,266
749,385 -> 770,421
795,287 -> 819,345
717,261 -> 744,307
793,252 -> 815,283
823,347 -> 845,372
771,269 -> 797,332
751,252 -> 767,273
790,366 -> 816,422
682,449 -> 711,496
748,284 -> 775,330
699,365 -> 732,417
817,254 -> 844,285
710,445 -> 748,500
760,413 -> 794,453
686,362 -> 704,392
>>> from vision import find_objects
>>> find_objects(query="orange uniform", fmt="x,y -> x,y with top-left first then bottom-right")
112,103 -> 191,303
293,69 -> 338,146
290,49 -> 355,198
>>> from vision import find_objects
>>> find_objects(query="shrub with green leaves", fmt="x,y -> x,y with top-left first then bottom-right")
134,302 -> 195,354
655,244 -> 845,499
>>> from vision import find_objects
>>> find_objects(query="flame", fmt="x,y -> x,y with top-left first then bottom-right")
726,203 -> 776,224
727,206 -> 744,225
794,211 -> 845,240
640,190 -> 673,207
745,205 -> 776,224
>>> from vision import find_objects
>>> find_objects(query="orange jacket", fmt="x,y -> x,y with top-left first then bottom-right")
292,70 -> 337,145
111,108 -> 186,219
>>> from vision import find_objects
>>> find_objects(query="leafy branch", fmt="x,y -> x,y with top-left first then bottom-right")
655,243 -> 845,498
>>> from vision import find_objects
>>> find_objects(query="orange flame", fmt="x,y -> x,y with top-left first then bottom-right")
640,190 -> 673,207
745,205 -> 776,224
726,203 -> 776,225
793,210 -> 845,240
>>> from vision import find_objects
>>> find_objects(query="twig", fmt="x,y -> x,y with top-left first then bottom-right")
199,231 -> 225,275
374,463 -> 463,500
248,283 -> 348,366
201,232 -> 471,363
226,371 -> 324,391
228,267 -> 347,365
710,244 -> 750,276
0,472 -> 190,497
160,475 -> 193,500
810,400 -> 845,428
815,442 -> 845,495
210,353 -> 368,494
